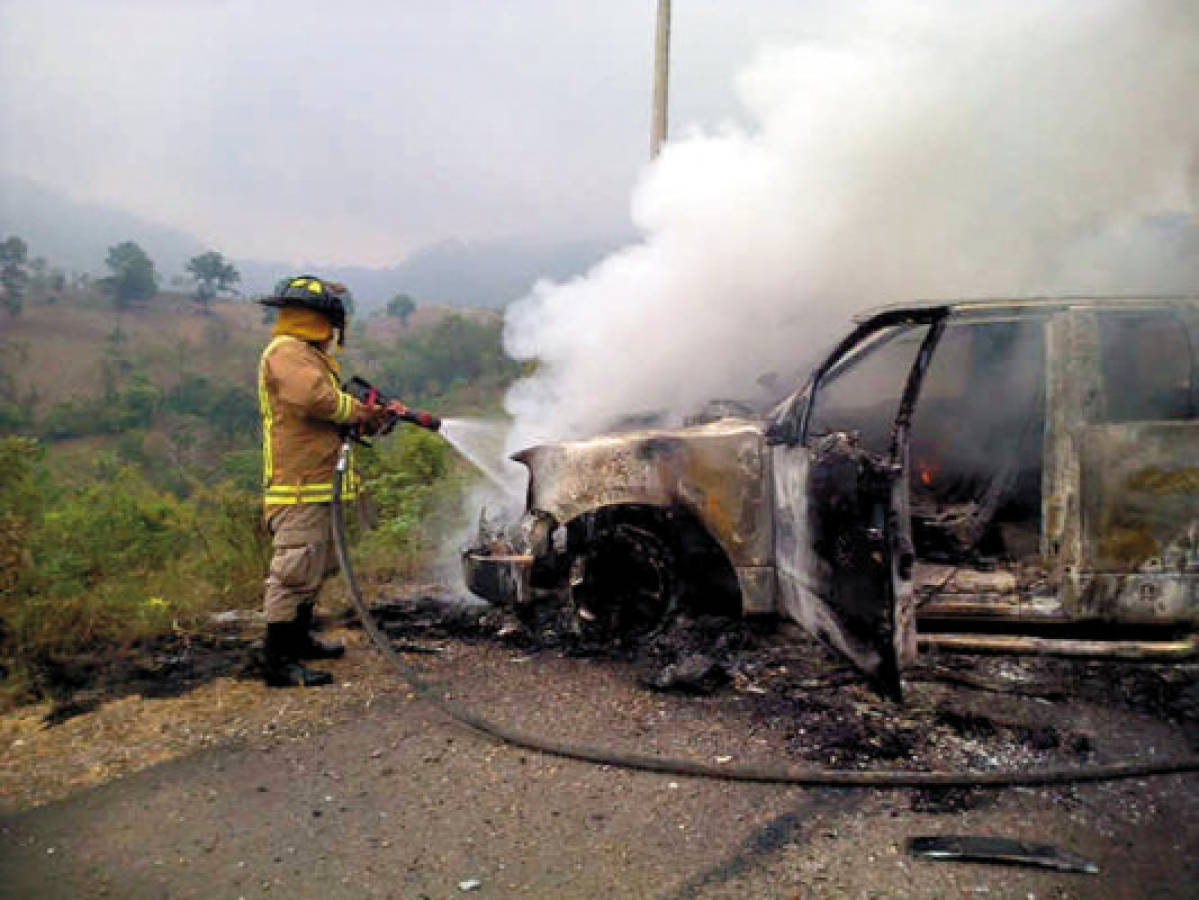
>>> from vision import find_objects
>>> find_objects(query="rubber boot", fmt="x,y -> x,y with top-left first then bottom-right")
294,602 -> 345,660
263,622 -> 333,688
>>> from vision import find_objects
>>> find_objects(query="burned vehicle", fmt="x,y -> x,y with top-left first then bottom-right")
465,299 -> 1199,697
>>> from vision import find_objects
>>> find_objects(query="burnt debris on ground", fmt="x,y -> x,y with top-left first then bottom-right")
9,626 -> 259,727
13,585 -> 1194,770
348,593 -> 785,689
360,590 -> 1199,770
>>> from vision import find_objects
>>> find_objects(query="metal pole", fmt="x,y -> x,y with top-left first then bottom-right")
650,0 -> 671,158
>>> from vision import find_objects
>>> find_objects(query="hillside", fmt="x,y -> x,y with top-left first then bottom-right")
0,286 -> 520,709
1,291 -> 504,403
3,293 -> 262,401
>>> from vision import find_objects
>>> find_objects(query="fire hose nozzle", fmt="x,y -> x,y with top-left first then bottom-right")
392,402 -> 441,432
344,376 -> 442,435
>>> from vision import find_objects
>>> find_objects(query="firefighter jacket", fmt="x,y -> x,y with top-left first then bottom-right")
258,335 -> 363,516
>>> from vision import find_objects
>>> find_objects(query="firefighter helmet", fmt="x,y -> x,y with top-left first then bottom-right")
260,275 -> 351,345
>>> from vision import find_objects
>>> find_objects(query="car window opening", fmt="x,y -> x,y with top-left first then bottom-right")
909,320 -> 1046,568
807,324 -> 932,455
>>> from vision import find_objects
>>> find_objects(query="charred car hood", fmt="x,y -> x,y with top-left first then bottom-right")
511,418 -> 772,567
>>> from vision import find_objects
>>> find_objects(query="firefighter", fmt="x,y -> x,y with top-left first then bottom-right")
256,275 -> 383,687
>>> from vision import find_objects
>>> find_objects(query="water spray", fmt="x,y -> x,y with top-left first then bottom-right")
438,417 -> 523,498
344,377 -> 519,497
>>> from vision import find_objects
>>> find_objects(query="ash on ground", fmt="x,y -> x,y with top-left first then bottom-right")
16,585 -> 1194,778
11,625 -> 259,727
359,588 -> 1198,775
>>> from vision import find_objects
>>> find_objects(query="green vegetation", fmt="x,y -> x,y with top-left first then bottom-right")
0,437 -> 266,687
186,250 -> 240,311
28,255 -> 66,304
1,235 -> 29,316
365,313 -> 522,411
0,262 -> 521,705
102,240 -> 158,308
386,292 -> 416,325
0,340 -> 32,432
356,426 -> 474,578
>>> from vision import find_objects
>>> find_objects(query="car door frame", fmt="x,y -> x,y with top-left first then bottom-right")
767,306 -> 949,699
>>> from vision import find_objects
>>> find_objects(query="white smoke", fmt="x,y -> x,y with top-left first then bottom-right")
501,0 -> 1199,450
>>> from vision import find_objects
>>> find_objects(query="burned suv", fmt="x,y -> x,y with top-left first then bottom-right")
465,299 -> 1199,697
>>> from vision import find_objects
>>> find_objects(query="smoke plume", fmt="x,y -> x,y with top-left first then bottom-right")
501,0 -> 1199,450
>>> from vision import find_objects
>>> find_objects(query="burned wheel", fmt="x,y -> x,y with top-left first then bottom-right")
570,523 -> 679,638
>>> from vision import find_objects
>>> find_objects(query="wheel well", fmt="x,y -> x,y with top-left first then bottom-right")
565,503 -> 742,617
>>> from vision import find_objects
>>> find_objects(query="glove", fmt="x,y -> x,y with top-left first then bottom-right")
357,400 -> 390,436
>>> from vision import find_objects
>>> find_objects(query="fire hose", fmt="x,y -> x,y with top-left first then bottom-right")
332,438 -> 1199,788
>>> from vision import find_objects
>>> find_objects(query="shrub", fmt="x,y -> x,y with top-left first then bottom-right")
220,448 -> 261,493
188,482 -> 269,610
355,426 -> 471,576
35,464 -> 189,591
0,436 -> 45,599
0,451 -> 266,682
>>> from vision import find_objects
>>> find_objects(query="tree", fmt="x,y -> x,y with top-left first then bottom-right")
28,256 -> 47,287
0,235 -> 29,317
386,292 -> 416,326
185,251 -> 240,312
26,257 -> 64,304
378,314 -> 521,405
102,241 -> 158,308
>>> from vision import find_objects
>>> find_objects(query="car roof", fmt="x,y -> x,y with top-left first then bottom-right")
852,295 -> 1199,323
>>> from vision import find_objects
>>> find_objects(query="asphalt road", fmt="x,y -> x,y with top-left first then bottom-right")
2,642 -> 1197,898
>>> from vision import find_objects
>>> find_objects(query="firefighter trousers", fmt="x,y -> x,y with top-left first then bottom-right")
263,502 -> 339,624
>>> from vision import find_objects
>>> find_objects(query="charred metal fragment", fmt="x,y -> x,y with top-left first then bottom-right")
919,631 -> 1198,660
907,835 -> 1099,875
887,317 -> 946,463
462,550 -> 533,607
640,652 -> 728,694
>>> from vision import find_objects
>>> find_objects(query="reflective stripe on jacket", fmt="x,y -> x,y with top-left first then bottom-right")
258,335 -> 362,515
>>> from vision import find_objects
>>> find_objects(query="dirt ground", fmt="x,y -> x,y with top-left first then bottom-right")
2,587 -> 1197,898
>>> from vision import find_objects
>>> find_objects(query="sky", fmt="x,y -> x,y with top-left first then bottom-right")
0,0 -> 825,266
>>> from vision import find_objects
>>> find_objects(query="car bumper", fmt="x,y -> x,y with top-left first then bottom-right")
462,549 -> 534,606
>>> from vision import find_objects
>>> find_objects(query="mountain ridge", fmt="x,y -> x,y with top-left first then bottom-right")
0,173 -> 629,311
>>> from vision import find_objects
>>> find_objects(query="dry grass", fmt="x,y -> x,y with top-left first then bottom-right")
5,295 -> 490,403
365,304 -> 501,343
4,293 -> 265,400
0,627 -> 409,815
